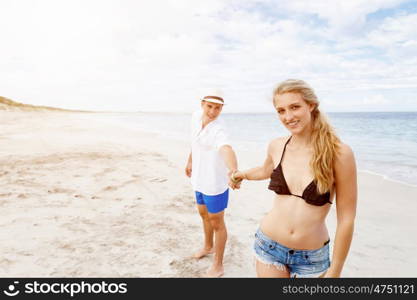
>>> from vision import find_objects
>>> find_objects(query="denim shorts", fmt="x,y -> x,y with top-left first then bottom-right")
253,228 -> 330,278
195,189 -> 228,214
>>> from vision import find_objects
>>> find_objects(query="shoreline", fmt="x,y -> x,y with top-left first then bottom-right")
79,111 -> 417,188
358,169 -> 417,189
0,111 -> 416,277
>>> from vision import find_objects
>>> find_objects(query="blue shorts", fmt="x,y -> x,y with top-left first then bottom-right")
195,189 -> 229,214
253,228 -> 330,278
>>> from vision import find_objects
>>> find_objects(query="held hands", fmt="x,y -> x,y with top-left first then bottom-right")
228,170 -> 245,190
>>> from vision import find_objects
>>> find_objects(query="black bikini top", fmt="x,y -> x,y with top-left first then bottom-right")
268,136 -> 332,206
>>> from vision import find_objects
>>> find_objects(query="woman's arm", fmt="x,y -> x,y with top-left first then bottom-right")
325,143 -> 357,277
233,141 -> 276,181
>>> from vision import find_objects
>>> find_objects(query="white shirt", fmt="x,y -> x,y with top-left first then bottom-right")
190,110 -> 230,195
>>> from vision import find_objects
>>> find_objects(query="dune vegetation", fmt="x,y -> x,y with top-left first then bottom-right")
0,96 -> 86,112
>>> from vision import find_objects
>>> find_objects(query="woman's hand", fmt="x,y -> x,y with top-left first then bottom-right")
232,170 -> 246,182
228,170 -> 244,189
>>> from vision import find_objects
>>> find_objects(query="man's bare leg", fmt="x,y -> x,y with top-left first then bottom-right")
204,211 -> 227,277
193,204 -> 215,259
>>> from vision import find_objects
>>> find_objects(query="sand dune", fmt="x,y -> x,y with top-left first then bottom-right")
0,96 -> 85,112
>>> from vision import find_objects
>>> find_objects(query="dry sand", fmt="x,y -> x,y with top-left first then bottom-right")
1,111 -> 416,277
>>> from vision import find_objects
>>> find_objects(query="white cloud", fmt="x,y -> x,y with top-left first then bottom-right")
367,12 -> 417,58
362,94 -> 389,105
0,0 -> 416,112
281,0 -> 409,32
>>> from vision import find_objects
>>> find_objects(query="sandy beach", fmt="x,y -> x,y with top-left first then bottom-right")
1,111 -> 416,277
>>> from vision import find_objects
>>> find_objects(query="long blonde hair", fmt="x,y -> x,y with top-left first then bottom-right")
273,79 -> 340,193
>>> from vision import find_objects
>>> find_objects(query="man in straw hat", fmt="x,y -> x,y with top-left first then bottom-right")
185,90 -> 240,277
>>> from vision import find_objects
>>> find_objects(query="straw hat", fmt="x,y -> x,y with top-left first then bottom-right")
200,89 -> 225,105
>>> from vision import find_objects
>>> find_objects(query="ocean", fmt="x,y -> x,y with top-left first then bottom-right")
99,111 -> 417,187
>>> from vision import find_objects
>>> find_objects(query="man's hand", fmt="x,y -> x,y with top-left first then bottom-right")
228,170 -> 242,190
185,161 -> 192,177
228,180 -> 241,190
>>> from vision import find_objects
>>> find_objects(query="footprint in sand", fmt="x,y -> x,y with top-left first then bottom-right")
169,258 -> 202,277
48,188 -> 73,194
149,152 -> 163,158
167,201 -> 194,212
16,251 -> 33,257
57,243 -> 76,253
149,178 -> 167,183
94,168 -> 116,177
170,194 -> 195,209
0,258 -> 15,271
103,186 -> 118,192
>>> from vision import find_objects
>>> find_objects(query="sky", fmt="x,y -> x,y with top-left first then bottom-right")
1,0 -> 417,113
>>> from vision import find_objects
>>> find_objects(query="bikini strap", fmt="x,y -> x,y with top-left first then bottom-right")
279,136 -> 292,164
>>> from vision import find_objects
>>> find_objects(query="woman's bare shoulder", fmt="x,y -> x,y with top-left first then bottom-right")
268,136 -> 291,152
337,142 -> 354,159
335,142 -> 356,168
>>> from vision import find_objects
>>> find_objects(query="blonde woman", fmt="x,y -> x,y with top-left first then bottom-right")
232,79 -> 357,278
